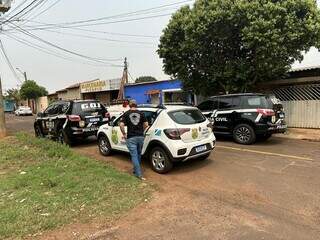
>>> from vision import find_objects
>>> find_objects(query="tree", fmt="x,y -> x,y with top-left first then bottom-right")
4,88 -> 20,104
135,76 -> 157,83
20,80 -> 48,100
158,0 -> 320,95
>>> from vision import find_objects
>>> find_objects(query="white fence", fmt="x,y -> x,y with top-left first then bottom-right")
282,100 -> 320,128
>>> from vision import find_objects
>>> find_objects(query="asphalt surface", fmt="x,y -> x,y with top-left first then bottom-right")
5,114 -> 320,240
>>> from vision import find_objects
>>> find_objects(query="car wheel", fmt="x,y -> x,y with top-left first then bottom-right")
98,135 -> 112,156
34,125 -> 44,138
198,153 -> 211,161
57,129 -> 72,146
149,147 -> 173,174
233,124 -> 256,145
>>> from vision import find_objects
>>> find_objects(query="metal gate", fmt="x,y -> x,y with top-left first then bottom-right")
271,84 -> 320,128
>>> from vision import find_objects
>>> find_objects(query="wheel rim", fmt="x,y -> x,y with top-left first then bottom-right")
235,127 -> 251,143
99,138 -> 109,153
152,150 -> 166,171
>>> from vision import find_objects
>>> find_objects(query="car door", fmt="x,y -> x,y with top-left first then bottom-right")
140,110 -> 159,154
109,116 -> 128,152
213,97 -> 240,133
41,103 -> 58,135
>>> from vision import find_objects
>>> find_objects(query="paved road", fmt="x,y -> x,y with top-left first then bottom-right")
5,114 -> 320,240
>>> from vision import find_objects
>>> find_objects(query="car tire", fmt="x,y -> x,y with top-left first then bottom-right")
98,135 -> 112,156
149,147 -> 173,174
233,124 -> 256,145
198,153 -> 211,161
34,125 -> 44,138
57,129 -> 73,146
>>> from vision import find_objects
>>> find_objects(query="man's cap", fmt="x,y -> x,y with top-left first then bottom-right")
129,99 -> 137,106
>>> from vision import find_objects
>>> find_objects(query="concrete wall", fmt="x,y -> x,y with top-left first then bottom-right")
36,96 -> 48,113
65,88 -> 81,100
282,100 -> 320,128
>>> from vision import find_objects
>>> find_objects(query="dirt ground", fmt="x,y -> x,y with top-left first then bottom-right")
5,114 -> 320,240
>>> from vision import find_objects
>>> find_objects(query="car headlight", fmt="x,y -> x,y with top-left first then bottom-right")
79,121 -> 85,128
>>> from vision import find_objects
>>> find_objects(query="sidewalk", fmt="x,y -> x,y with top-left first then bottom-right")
274,128 -> 320,142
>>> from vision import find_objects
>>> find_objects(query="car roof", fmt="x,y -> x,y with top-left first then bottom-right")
137,104 -> 196,112
209,93 -> 266,98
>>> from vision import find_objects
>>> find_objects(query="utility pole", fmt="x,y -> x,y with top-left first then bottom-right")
16,68 -> 28,81
0,75 -> 6,138
117,57 -> 128,101
0,1 -> 12,138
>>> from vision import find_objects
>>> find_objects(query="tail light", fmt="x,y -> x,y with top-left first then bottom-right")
164,128 -> 190,140
257,109 -> 275,116
105,112 -> 110,119
68,115 -> 81,122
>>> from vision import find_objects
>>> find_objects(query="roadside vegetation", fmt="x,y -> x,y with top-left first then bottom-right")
0,133 -> 152,239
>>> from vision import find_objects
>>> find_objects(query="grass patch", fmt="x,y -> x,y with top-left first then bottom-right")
0,133 -> 152,239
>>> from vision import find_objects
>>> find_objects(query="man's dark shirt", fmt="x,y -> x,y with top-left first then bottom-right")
120,110 -> 147,139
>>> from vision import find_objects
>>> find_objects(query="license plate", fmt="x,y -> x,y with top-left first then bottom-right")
195,145 -> 207,153
89,117 -> 100,123
83,127 -> 99,132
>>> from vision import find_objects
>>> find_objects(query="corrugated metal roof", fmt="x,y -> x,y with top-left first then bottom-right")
289,65 -> 320,73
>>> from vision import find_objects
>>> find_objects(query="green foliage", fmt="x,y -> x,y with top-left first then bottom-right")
4,88 -> 20,103
135,76 -> 157,83
20,80 -> 48,100
158,0 -> 320,95
0,133 -> 152,239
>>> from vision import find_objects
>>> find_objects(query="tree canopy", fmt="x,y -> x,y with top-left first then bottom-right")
20,80 -> 48,100
158,0 -> 320,95
135,76 -> 157,83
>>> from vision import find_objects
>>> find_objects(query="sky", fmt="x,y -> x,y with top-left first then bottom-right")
1,0 -> 320,93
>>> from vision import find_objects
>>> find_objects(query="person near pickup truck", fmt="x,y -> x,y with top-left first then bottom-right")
120,99 -> 149,180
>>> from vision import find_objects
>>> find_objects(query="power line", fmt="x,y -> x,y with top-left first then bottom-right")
5,0 -> 28,17
20,0 -> 192,27
26,0 -> 61,20
8,21 -> 123,66
2,32 -> 122,68
37,28 -> 156,45
0,40 -> 23,83
7,19 -> 161,38
8,12 -> 174,31
3,0 -> 190,31
2,0 -> 43,24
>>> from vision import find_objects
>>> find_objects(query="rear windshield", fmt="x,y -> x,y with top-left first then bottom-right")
242,96 -> 272,109
72,101 -> 105,114
168,109 -> 206,125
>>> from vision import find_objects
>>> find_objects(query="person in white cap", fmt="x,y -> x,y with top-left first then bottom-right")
120,99 -> 149,180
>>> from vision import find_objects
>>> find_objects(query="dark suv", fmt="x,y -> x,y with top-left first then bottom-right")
34,100 -> 109,145
197,93 -> 287,144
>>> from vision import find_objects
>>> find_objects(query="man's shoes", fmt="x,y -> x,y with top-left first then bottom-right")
137,176 -> 146,181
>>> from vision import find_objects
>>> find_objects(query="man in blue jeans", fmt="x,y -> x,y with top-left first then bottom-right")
120,99 -> 149,180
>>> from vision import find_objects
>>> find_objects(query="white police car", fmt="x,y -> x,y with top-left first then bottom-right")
97,105 -> 216,174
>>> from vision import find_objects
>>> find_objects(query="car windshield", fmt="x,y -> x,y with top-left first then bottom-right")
168,109 -> 206,125
72,101 -> 105,114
